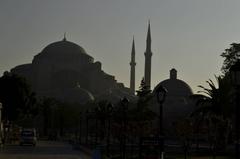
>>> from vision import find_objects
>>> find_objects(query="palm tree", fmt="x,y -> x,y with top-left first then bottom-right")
191,75 -> 233,152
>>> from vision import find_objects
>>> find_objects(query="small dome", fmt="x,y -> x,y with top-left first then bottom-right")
95,88 -> 136,103
40,87 -> 94,104
155,79 -> 193,97
153,69 -> 193,97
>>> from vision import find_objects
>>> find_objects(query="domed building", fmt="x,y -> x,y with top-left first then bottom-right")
151,69 -> 194,134
11,37 -> 132,104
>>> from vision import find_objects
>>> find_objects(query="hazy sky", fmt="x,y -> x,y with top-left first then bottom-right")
1,0 -> 239,93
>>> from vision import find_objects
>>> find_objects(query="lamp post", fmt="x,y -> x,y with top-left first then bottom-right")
0,103 -> 2,142
85,109 -> 89,145
230,60 -> 240,159
121,97 -> 129,159
0,103 -> 2,126
79,112 -> 82,144
107,103 -> 113,157
155,85 -> 167,158
95,107 -> 100,146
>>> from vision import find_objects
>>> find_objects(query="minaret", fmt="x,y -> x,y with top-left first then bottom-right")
144,21 -> 153,90
130,36 -> 136,94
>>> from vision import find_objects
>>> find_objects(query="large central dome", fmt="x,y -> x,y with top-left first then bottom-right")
41,39 -> 87,56
33,38 -> 93,64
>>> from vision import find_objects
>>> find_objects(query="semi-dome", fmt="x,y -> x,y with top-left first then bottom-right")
39,86 -> 95,104
95,88 -> 136,103
63,87 -> 95,104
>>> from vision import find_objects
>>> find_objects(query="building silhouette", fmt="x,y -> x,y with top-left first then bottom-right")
11,36 -> 134,104
9,21 -> 194,114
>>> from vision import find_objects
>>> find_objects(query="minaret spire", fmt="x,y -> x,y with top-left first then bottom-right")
131,36 -> 135,60
130,36 -> 136,94
144,20 -> 153,90
146,20 -> 151,51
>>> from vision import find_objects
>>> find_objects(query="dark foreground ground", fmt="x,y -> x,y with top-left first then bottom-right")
0,140 -> 91,159
0,140 -> 235,159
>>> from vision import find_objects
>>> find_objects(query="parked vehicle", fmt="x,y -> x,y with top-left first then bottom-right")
19,129 -> 37,146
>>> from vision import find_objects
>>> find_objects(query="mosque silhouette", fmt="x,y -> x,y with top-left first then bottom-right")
11,22 -> 194,130
10,22 -> 194,133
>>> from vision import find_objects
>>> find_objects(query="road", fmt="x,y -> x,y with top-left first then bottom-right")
0,141 -> 91,159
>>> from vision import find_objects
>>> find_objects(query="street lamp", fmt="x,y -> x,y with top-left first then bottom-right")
95,106 -> 100,146
79,112 -> 82,144
0,103 -> 2,142
106,103 -> 113,157
155,85 -> 167,159
0,103 -> 2,126
85,109 -> 89,145
121,97 -> 129,159
230,60 -> 240,159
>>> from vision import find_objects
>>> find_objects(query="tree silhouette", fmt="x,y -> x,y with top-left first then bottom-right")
191,75 -> 233,152
221,43 -> 240,74
0,72 -> 37,122
129,78 -> 156,137
136,78 -> 151,98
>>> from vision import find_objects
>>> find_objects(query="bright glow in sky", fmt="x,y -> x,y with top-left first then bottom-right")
1,0 -> 239,93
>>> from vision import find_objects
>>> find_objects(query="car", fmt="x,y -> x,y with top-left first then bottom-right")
19,129 -> 37,146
